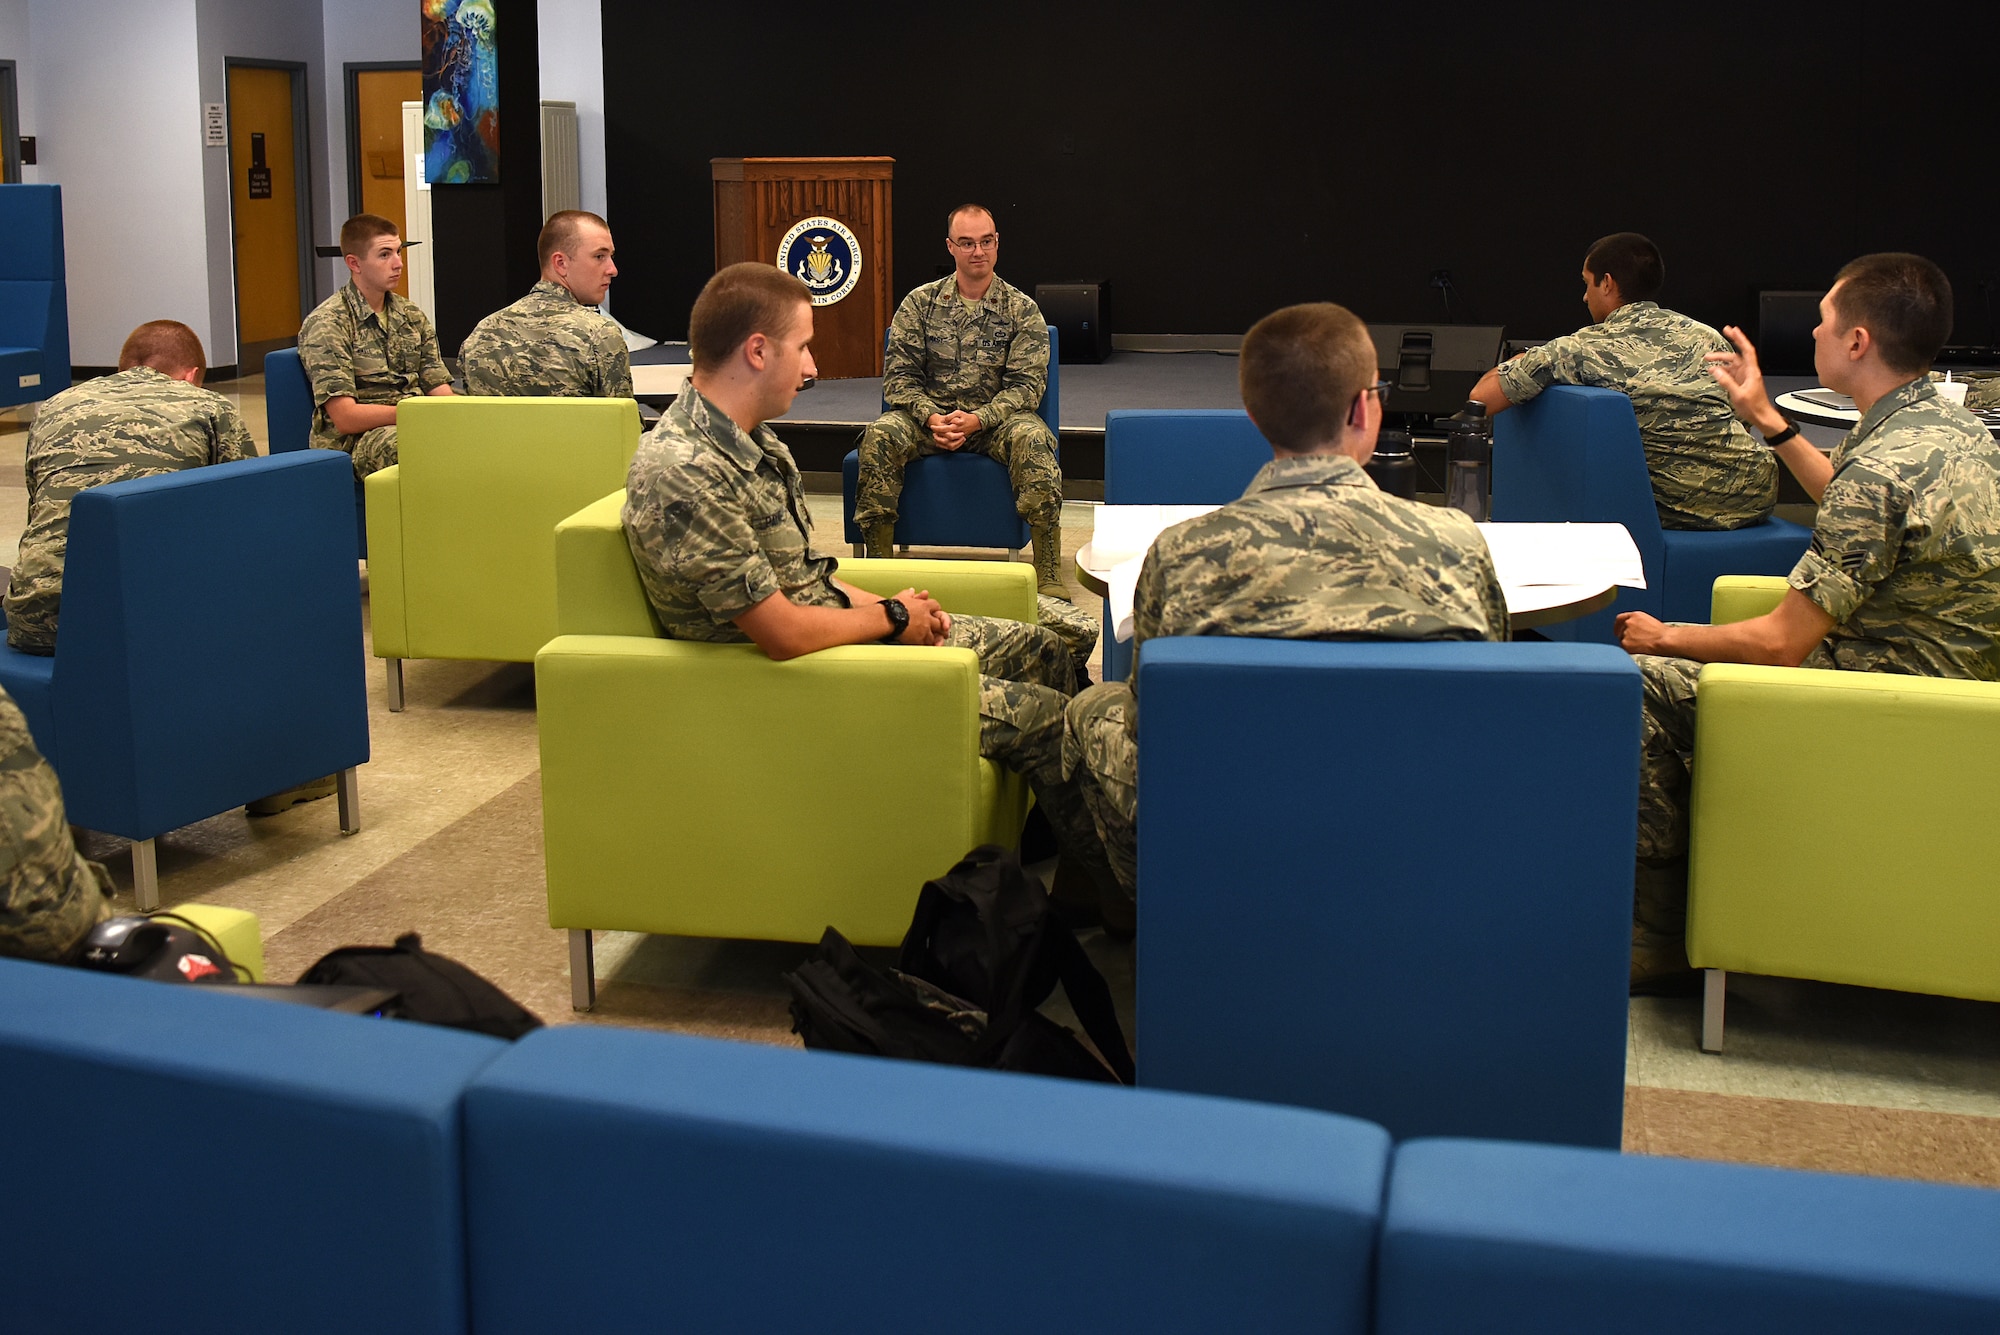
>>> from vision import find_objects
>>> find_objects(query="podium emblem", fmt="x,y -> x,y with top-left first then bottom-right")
777,216 -> 863,307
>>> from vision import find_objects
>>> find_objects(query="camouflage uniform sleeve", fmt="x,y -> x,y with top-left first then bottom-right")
0,696 -> 111,962
881,291 -> 941,422
1788,455 -> 1910,624
976,308 -> 1049,429
1472,537 -> 1511,641
658,472 -> 782,623
1495,334 -> 1588,406
412,308 -> 453,393
298,305 -> 357,407
601,325 -> 634,399
214,400 -> 257,462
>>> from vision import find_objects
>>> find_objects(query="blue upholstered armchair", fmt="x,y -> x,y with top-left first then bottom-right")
266,346 -> 368,556
1491,384 -> 1811,641
841,326 -> 1061,555
1134,636 -> 1640,1148
0,451 -> 370,909
1099,409 -> 1272,680
0,184 -> 71,410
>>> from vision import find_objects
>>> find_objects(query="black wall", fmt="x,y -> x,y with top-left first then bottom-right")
603,1 -> 1999,347
431,0 -> 543,355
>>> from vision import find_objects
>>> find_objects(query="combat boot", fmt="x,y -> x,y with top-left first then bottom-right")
861,523 -> 894,560
1030,522 -> 1068,600
1630,856 -> 1699,995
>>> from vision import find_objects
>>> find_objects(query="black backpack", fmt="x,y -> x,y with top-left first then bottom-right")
786,846 -> 1135,1084
297,933 -> 543,1040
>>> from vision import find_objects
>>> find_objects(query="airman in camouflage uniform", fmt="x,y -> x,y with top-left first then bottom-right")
461,279 -> 633,398
297,274 -> 453,478
5,364 -> 255,653
0,686 -> 112,962
626,382 -> 1111,887
1497,301 -> 1779,529
855,206 -> 1066,594
1065,452 -> 1509,896
1633,377 -> 2000,866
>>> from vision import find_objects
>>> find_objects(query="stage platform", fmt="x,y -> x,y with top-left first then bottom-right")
634,344 -> 1243,491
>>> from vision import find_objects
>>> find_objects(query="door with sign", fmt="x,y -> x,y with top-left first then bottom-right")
226,61 -> 312,370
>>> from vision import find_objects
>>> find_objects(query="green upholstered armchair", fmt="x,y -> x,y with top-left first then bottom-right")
365,397 -> 642,710
1688,575 -> 2000,1051
536,492 -> 1036,1010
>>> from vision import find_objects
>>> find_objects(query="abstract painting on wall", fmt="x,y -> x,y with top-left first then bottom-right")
421,0 -> 498,184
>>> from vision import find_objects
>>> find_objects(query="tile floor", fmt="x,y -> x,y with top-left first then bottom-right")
4,376 -> 1997,1187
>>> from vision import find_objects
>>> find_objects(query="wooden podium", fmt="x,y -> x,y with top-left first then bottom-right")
711,157 -> 894,379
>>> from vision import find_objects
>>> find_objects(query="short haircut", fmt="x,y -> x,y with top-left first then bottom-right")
1829,252 -> 1954,374
1584,232 -> 1665,303
340,213 -> 400,258
538,209 -> 610,270
945,203 -> 996,236
688,262 -> 811,370
117,320 -> 206,376
1238,302 -> 1376,454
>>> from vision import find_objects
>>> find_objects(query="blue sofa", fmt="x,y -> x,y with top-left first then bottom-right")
0,957 -> 505,1335
1379,1138 -> 2000,1332
1491,384 -> 1811,642
1135,637 -> 1640,1148
4,956 -> 1998,1333
1099,408 -> 1272,680
267,345 -> 369,556
0,183 -> 70,409
0,451 -> 369,908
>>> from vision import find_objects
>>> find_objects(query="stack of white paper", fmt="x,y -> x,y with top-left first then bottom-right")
1475,522 -> 1646,589
1088,504 -> 1221,568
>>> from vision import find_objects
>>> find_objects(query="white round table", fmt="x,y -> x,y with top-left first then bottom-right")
1774,390 -> 1859,431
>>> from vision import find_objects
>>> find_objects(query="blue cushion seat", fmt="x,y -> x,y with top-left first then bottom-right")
267,346 -> 367,557
0,183 -> 71,409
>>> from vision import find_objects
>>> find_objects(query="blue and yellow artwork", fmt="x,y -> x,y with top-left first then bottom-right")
421,0 -> 499,184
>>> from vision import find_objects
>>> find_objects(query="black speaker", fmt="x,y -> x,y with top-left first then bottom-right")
1758,290 -> 1823,376
1036,282 -> 1112,364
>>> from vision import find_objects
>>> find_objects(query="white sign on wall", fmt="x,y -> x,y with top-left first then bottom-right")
203,104 -> 226,147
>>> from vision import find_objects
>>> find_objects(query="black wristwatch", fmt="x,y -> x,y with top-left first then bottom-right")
878,597 -> 909,643
1764,420 -> 1801,449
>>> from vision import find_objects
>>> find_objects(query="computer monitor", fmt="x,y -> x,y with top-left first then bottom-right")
1366,324 -> 1506,423
1757,290 -> 1823,376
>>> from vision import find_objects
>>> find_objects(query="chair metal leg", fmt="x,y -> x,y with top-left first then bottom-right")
336,766 -> 362,833
386,658 -> 405,712
897,544 -> 908,556
1007,547 -> 1021,562
132,838 -> 159,912
852,542 -> 864,558
569,929 -> 596,1011
1700,969 -> 1727,1053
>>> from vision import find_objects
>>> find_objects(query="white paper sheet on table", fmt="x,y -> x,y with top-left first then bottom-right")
1475,522 -> 1646,590
1089,504 -> 1221,568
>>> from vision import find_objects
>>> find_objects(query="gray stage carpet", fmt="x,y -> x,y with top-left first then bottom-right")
635,344 -> 1242,434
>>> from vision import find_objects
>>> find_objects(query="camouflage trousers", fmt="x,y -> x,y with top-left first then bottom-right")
1035,593 -> 1100,690
1061,681 -> 1137,897
1634,654 -> 1701,863
0,696 -> 111,962
317,425 -> 398,479
854,410 -> 1062,531
945,612 -> 1114,890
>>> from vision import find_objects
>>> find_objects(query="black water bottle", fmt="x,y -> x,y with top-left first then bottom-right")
1366,428 -> 1417,500
1443,402 -> 1491,521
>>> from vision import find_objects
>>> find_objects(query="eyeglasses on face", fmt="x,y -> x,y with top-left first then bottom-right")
948,235 -> 999,253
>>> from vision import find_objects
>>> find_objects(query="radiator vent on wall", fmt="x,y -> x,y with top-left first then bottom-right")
540,101 -> 581,221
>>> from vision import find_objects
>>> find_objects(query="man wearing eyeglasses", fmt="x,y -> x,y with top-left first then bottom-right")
298,213 -> 456,479
854,204 -> 1067,597
1063,303 -> 1508,915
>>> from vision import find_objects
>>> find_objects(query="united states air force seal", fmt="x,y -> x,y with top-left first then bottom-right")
776,216 -> 863,307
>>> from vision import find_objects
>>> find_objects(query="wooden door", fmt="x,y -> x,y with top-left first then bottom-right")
355,68 -> 421,297
228,65 -> 304,356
